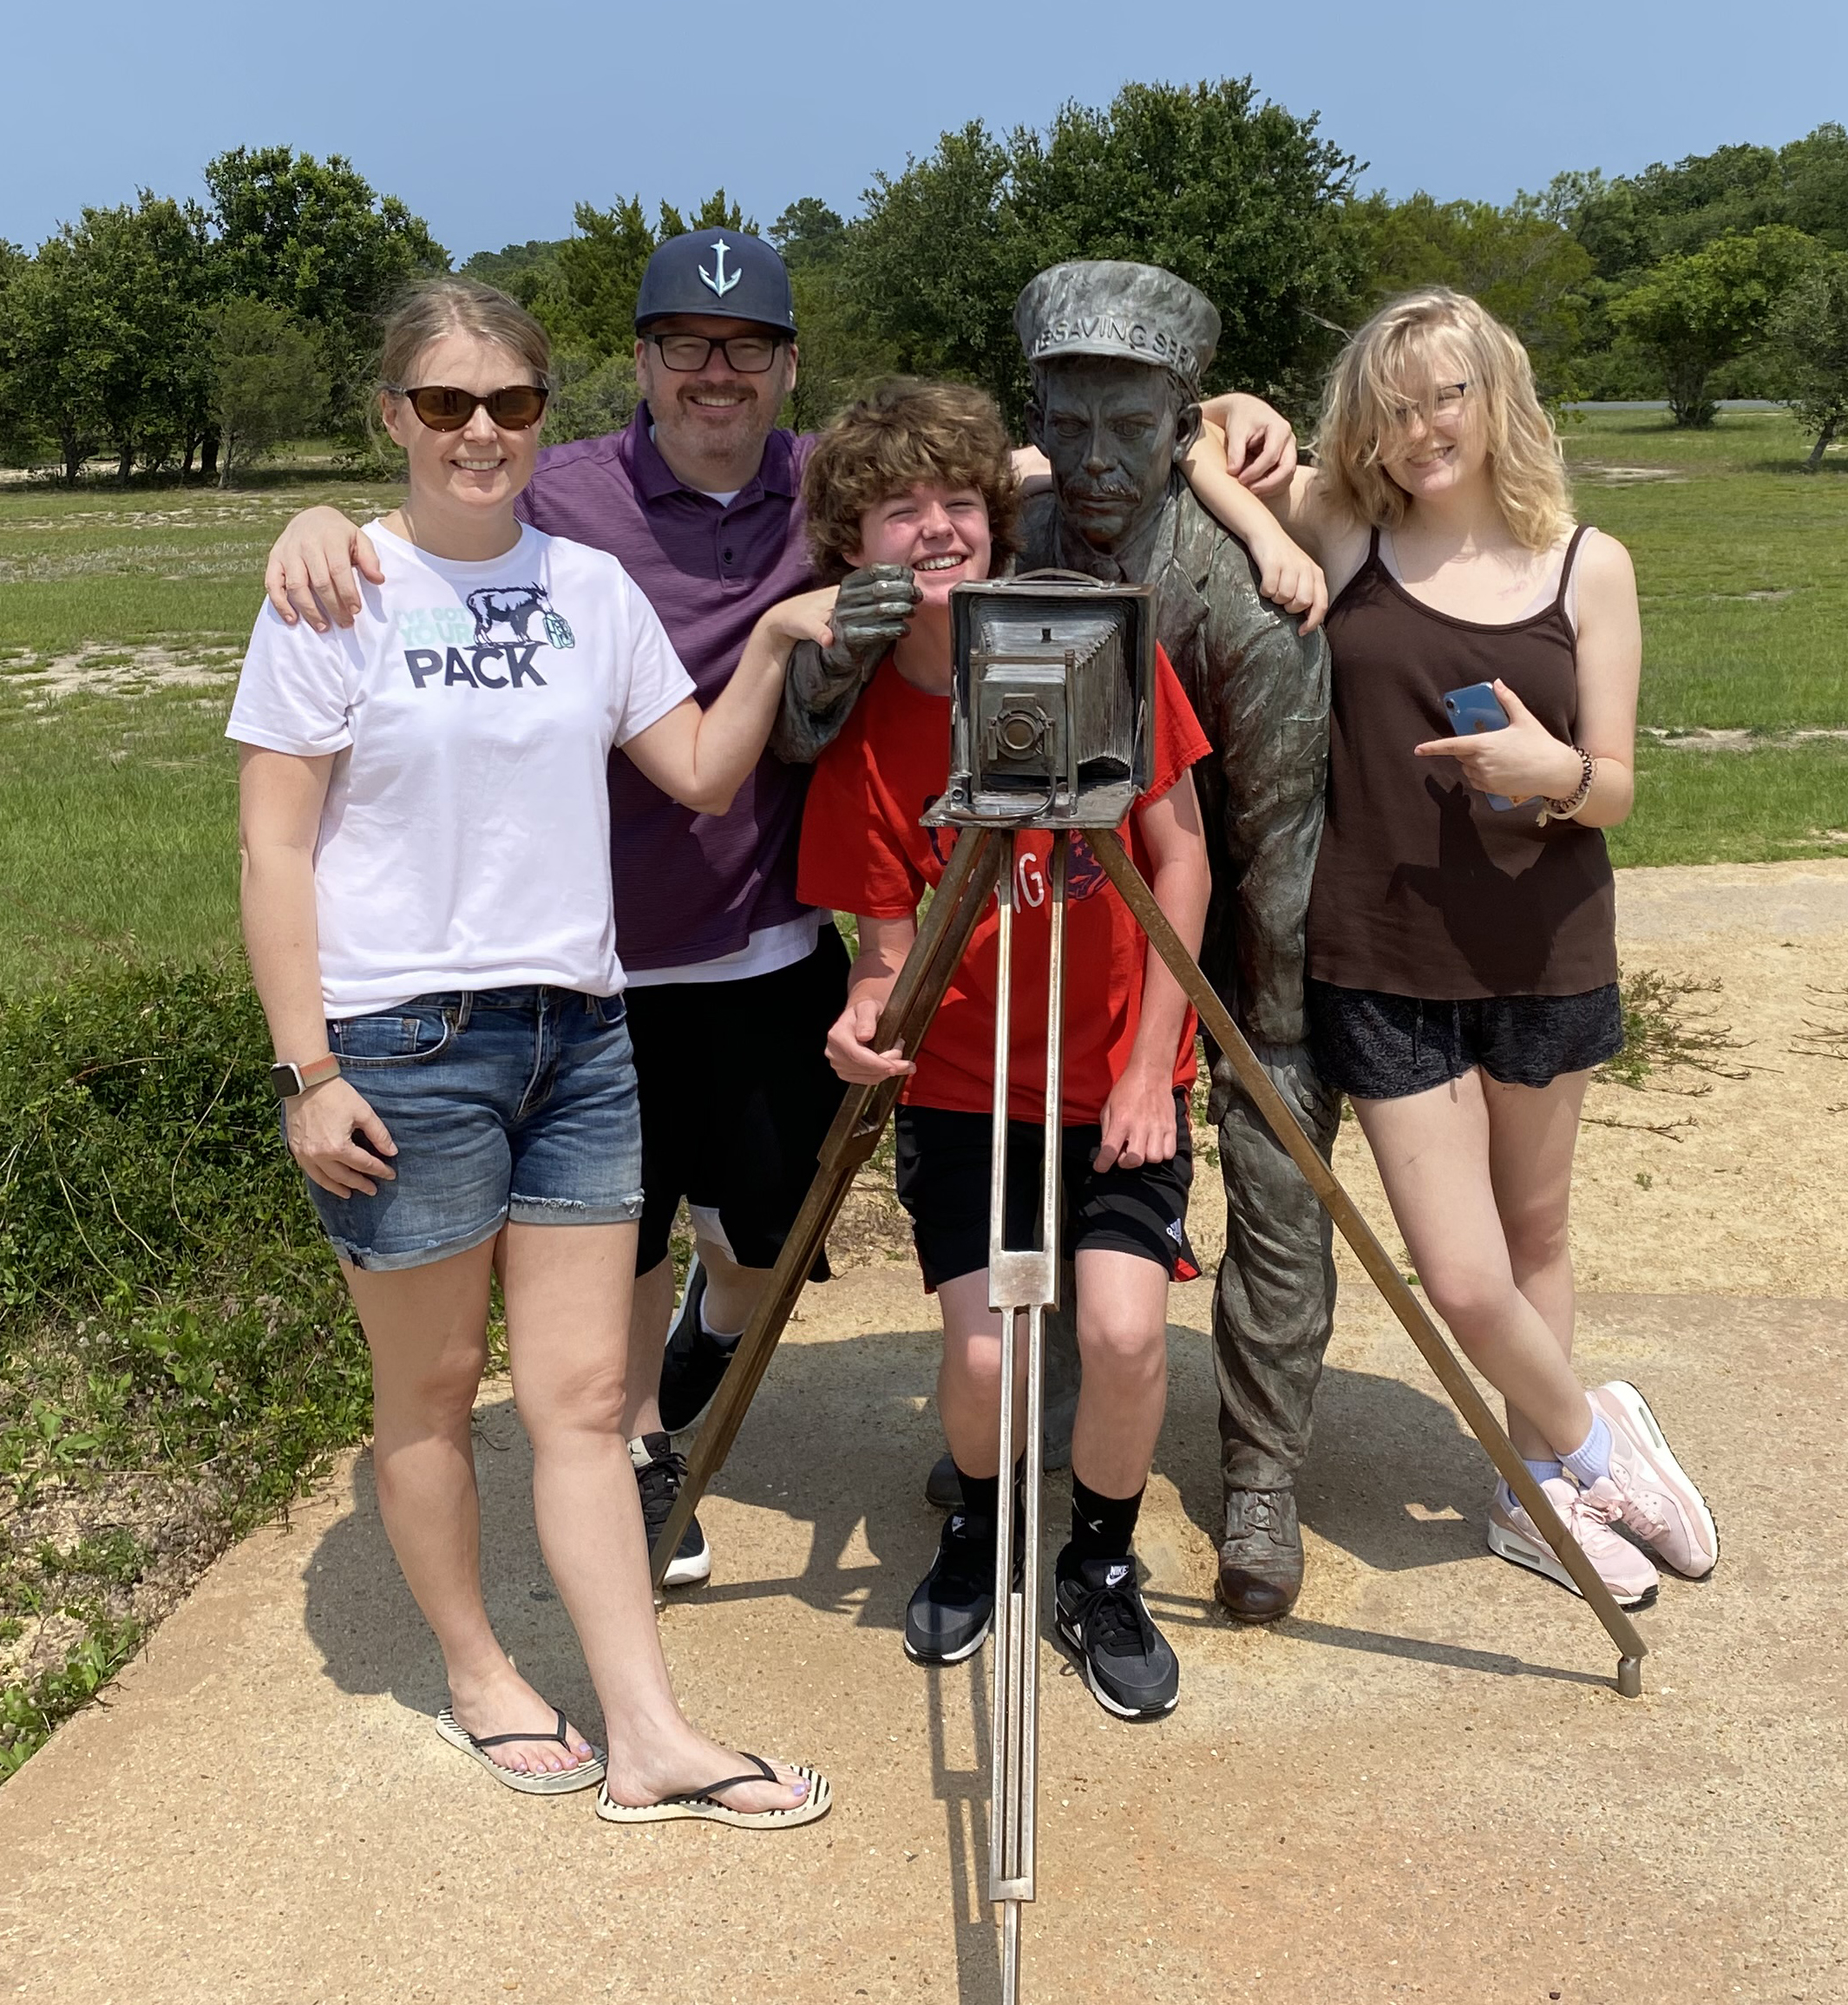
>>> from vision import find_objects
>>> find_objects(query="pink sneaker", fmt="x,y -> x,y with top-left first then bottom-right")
1589,1381 -> 1719,1578
1486,1476 -> 1659,1608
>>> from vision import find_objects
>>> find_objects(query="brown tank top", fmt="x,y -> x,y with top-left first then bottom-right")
1307,526 -> 1618,999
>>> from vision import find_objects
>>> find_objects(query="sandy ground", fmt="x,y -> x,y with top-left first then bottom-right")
1,861 -> 1844,2004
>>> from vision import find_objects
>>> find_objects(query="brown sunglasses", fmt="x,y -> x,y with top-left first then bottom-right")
390,383 -> 549,431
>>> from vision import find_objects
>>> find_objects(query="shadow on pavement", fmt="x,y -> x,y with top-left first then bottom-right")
301,1311 -> 1515,1717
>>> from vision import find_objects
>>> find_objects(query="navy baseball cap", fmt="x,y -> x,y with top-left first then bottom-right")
634,228 -> 796,336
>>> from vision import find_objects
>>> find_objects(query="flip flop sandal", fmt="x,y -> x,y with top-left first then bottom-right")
435,1705 -> 606,1796
595,1752 -> 832,1829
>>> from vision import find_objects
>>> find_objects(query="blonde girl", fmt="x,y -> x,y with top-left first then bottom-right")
1185,287 -> 1717,1606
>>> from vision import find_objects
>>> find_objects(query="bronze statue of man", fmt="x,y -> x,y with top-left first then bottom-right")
777,259 -> 1340,1616
1012,261 -> 1339,1620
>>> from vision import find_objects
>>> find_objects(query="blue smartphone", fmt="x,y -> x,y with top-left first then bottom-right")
1441,682 -> 1516,812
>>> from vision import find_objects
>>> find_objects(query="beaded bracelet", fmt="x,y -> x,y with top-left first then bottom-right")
1537,745 -> 1596,825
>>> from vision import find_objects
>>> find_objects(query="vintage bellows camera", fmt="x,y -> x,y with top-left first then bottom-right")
924,574 -> 1157,831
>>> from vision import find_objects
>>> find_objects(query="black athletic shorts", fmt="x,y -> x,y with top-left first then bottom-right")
894,1090 -> 1199,1293
626,927 -> 849,1274
1306,980 -> 1624,1100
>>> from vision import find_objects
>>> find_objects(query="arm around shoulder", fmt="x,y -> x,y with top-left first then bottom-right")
263,507 -> 383,633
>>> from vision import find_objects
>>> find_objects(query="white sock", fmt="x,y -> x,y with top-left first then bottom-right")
1497,1458 -> 1565,1513
1560,1412 -> 1613,1488
698,1297 -> 743,1346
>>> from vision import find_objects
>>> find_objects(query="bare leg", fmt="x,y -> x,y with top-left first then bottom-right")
1069,1248 -> 1169,1497
620,1236 -> 773,1438
344,1243 -> 594,1775
1485,1071 -> 1590,1456
1352,1070 -> 1596,1460
934,1271 -> 1027,1480
621,1255 -> 676,1438
497,1220 -> 807,1812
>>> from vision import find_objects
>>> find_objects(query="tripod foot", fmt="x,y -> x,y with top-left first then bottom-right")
1616,1654 -> 1643,1699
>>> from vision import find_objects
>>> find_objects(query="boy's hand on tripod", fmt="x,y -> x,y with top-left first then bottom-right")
825,997 -> 914,1084
1093,1064 -> 1179,1173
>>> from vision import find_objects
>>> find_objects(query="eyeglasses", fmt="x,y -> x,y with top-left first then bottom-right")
645,332 -> 783,374
1389,381 -> 1469,426
389,383 -> 549,431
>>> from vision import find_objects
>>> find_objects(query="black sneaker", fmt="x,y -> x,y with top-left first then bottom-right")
903,1511 -> 999,1665
657,1258 -> 741,1433
1054,1550 -> 1178,1719
630,1432 -> 711,1589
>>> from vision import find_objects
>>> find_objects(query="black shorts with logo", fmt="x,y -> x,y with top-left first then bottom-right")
894,1090 -> 1199,1293
1307,979 -> 1624,1099
626,927 -> 849,1274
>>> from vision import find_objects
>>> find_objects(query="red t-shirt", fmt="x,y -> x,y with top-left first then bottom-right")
797,646 -> 1211,1124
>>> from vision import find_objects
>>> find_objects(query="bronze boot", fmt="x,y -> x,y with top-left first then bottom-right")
1216,1487 -> 1302,1622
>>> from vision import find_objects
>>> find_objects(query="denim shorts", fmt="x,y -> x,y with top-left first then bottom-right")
1306,980 -> 1624,1099
295,987 -> 645,1272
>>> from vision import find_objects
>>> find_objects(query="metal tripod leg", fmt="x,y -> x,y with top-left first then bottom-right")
648,825 -> 1005,1588
986,834 -> 1066,2005
1085,828 -> 1647,1696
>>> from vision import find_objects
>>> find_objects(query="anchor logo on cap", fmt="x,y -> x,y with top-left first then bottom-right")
698,238 -> 740,298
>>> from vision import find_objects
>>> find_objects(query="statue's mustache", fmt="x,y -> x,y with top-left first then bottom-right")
1061,476 -> 1141,502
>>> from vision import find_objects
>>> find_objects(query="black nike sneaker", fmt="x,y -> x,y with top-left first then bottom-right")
903,1510 -> 999,1665
630,1432 -> 711,1589
1054,1550 -> 1179,1719
657,1258 -> 741,1434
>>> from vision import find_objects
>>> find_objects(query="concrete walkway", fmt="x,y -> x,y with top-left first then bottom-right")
3,1271 -> 1842,2004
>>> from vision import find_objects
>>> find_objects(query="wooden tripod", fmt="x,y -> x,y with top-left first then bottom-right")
645,819 -> 1647,1991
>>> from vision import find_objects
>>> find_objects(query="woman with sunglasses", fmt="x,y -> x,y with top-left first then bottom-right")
229,278 -> 832,1828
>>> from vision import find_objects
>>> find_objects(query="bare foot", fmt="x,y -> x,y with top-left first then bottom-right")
602,1726 -> 812,1814
447,1665 -> 597,1777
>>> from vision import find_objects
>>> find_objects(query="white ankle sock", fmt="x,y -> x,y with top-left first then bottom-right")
1497,1458 -> 1565,1514
1560,1412 -> 1613,1488
698,1297 -> 743,1345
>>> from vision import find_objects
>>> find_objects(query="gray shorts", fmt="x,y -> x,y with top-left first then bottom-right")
1306,980 -> 1623,1099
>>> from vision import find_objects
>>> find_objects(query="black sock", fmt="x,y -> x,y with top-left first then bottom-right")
1067,1474 -> 1145,1568
953,1465 -> 999,1529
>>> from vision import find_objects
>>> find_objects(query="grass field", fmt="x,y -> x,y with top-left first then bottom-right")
0,413 -> 1844,992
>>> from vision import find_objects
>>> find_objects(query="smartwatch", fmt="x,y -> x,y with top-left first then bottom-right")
271,1053 -> 342,1099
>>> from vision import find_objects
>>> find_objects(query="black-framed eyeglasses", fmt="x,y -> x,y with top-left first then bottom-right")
645,332 -> 784,374
389,383 -> 549,431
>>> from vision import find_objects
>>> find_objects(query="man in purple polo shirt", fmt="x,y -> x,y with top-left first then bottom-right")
262,231 -> 1299,1593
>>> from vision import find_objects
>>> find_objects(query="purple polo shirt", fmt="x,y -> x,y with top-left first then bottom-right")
514,405 -> 818,972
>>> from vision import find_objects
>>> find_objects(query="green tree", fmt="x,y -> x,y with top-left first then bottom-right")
0,199 -> 215,484
0,239 -> 39,465
1611,225 -> 1818,424
550,196 -> 657,357
208,297 -> 329,486
1768,252 -> 1848,468
839,122 -> 1026,410
204,147 -> 446,432
1549,125 -> 1848,279
771,198 -> 848,270
4,233 -> 114,482
766,196 -> 897,432
1358,191 -> 1595,398
842,80 -> 1366,428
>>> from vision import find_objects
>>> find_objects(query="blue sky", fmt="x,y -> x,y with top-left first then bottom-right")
5,0 -> 1845,259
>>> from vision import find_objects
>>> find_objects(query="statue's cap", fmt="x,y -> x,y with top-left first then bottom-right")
1014,261 -> 1219,391
635,228 -> 796,336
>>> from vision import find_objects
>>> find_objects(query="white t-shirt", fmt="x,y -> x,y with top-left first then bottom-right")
228,521 -> 694,1017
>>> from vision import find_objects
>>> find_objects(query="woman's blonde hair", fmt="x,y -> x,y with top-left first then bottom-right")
375,278 -> 553,396
1313,287 -> 1573,552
